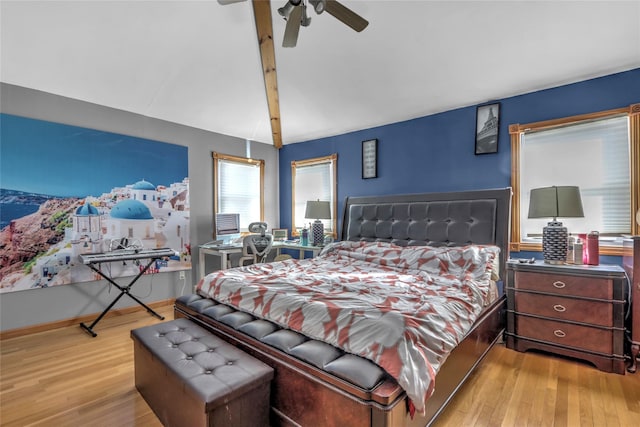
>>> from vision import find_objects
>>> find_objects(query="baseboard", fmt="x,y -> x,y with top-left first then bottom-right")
0,298 -> 174,340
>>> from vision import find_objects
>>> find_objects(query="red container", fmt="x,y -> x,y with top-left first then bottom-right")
586,231 -> 599,265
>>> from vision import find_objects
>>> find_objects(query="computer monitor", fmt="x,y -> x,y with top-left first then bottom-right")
215,213 -> 241,243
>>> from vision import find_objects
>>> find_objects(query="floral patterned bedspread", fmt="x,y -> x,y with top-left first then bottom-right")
196,241 -> 500,412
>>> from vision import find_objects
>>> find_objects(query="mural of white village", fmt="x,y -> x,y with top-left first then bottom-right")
0,178 -> 190,293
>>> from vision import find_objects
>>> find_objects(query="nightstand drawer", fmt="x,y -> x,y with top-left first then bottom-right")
516,315 -> 612,354
514,271 -> 612,299
514,292 -> 613,327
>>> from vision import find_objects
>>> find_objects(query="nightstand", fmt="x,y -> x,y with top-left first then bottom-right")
505,260 -> 627,374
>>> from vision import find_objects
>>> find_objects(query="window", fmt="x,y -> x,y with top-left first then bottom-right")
510,104 -> 639,256
291,154 -> 337,237
213,152 -> 264,233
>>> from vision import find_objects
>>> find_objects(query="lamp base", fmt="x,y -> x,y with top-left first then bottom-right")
311,220 -> 324,246
542,220 -> 568,264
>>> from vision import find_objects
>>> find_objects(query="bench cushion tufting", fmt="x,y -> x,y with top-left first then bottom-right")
132,318 -> 273,427
175,294 -> 387,392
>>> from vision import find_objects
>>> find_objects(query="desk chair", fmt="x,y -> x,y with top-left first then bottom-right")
238,222 -> 273,266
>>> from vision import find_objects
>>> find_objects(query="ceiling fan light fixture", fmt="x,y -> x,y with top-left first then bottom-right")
309,0 -> 326,14
278,0 -> 302,19
277,2 -> 294,19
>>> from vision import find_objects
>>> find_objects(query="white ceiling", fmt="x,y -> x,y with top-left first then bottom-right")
2,0 -> 639,146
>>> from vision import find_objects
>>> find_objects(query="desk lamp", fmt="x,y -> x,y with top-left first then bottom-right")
528,186 -> 584,264
305,200 -> 331,246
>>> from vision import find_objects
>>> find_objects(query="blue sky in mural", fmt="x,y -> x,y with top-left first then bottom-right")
0,114 -> 188,197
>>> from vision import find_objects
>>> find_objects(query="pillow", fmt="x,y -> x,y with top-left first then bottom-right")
456,245 -> 500,283
490,253 -> 501,281
406,245 -> 500,283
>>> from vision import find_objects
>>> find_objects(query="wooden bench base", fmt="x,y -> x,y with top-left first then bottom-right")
131,318 -> 273,427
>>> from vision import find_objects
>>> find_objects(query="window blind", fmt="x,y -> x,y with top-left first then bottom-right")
294,162 -> 333,231
520,116 -> 630,242
217,159 -> 261,231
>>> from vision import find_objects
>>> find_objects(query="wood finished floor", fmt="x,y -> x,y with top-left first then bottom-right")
1,304 -> 638,427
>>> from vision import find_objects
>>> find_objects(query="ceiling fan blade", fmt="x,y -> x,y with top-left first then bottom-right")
325,0 -> 368,32
218,0 -> 247,4
282,4 -> 303,48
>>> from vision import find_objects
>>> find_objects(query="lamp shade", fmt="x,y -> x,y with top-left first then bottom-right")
528,186 -> 584,264
305,200 -> 331,247
528,186 -> 584,220
305,200 -> 331,220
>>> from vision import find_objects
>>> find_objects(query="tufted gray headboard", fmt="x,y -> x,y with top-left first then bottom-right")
341,188 -> 512,280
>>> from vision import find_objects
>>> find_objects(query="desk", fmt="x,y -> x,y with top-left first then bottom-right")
198,242 -> 322,280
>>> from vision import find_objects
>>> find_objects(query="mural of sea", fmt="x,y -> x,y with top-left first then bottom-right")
0,188 -> 57,228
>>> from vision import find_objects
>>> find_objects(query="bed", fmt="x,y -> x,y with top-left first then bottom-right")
175,187 -> 512,426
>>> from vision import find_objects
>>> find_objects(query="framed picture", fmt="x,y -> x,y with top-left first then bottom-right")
475,103 -> 500,155
362,139 -> 378,179
272,228 -> 288,241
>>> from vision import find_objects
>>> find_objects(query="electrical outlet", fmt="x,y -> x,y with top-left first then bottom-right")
179,271 -> 186,280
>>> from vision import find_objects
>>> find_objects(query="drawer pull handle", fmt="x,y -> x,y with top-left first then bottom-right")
553,304 -> 566,312
552,281 -> 566,289
553,330 -> 566,338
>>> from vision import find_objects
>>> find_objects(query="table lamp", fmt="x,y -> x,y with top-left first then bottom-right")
528,186 -> 584,264
305,200 -> 331,246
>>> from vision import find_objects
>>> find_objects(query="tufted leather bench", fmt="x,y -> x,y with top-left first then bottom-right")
131,318 -> 273,427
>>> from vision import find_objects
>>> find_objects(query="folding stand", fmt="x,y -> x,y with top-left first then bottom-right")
79,250 -> 173,337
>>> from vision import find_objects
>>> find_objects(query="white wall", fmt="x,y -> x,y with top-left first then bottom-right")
0,83 -> 279,331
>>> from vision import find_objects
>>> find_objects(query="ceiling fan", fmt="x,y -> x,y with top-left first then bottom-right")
278,0 -> 368,47
218,0 -> 368,148
221,0 -> 368,48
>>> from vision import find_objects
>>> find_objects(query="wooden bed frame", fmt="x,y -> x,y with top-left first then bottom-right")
176,188 -> 512,426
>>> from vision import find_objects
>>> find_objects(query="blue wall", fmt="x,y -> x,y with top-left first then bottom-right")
279,68 -> 640,251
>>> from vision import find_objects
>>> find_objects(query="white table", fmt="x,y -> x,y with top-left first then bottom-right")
198,241 -> 323,280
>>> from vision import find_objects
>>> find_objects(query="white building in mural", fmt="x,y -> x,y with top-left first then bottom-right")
130,179 -> 156,203
106,199 -> 156,250
164,210 -> 190,259
69,201 -> 104,256
32,250 -> 73,287
163,177 -> 190,211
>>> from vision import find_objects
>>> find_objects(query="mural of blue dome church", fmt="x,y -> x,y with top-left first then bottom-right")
131,179 -> 157,203
107,199 -> 156,249
75,203 -> 100,216
70,200 -> 104,256
110,199 -> 154,220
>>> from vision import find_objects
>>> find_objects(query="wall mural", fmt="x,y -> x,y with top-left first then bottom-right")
0,114 -> 190,293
